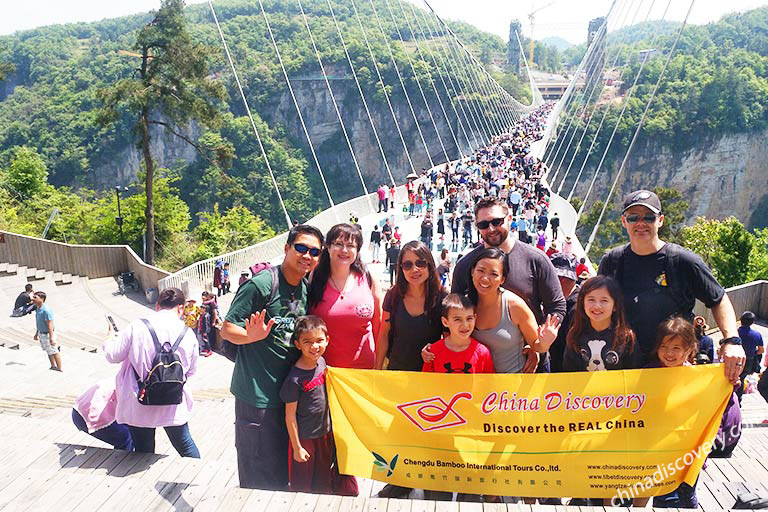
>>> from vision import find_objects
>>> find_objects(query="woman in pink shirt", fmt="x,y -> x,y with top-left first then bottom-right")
103,287 -> 200,457
308,224 -> 382,369
72,377 -> 134,451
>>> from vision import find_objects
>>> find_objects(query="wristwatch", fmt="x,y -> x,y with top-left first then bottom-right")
720,336 -> 742,346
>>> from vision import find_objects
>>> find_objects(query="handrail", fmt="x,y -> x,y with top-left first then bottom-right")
0,230 -> 169,292
157,186 -> 410,295
695,280 -> 768,329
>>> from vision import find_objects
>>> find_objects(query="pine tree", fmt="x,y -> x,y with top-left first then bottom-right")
98,0 -> 226,264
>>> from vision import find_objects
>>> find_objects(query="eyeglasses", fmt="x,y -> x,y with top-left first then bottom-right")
624,213 -> 658,224
331,241 -> 358,251
293,243 -> 322,257
401,259 -> 428,271
476,217 -> 505,230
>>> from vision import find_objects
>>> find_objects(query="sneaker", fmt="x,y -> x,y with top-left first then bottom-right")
202,349 -> 213,357
377,484 -> 412,498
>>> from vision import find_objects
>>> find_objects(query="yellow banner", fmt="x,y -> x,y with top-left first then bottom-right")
327,366 -> 731,499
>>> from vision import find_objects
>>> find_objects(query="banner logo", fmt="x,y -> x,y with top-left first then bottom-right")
397,392 -> 472,431
372,452 -> 399,476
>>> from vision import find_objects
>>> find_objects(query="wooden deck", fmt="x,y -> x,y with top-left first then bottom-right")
1,381 -> 768,511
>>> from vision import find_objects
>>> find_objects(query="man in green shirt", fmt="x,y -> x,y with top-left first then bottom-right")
222,224 -> 324,490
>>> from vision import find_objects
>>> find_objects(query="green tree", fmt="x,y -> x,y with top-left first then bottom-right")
0,42 -> 13,81
98,0 -> 226,264
681,216 -> 767,287
192,203 -> 275,261
653,186 -> 689,244
4,146 -> 48,198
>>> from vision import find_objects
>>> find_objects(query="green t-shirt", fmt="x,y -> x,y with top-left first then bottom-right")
225,267 -> 306,408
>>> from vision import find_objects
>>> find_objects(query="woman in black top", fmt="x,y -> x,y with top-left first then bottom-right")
376,240 -> 444,371
375,240 -> 445,498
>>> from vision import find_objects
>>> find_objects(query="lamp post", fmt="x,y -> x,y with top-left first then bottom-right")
115,186 -> 128,245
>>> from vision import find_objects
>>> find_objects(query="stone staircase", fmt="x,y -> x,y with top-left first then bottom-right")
0,262 -> 75,286
0,261 -> 155,353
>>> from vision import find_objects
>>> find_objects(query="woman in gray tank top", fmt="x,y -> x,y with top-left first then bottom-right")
468,248 -> 558,373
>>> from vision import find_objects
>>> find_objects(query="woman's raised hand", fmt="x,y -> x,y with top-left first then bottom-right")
537,314 -> 560,351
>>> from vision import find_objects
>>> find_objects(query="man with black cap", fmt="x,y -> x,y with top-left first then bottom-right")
548,252 -> 580,373
598,189 -> 745,382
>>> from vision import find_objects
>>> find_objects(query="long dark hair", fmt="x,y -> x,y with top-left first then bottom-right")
395,241 -> 441,306
566,276 -> 635,355
308,223 -> 367,309
467,247 -> 509,305
390,240 -> 443,331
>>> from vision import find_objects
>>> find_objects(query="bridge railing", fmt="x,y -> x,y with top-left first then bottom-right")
695,280 -> 768,328
158,186 -> 411,295
0,230 -> 169,290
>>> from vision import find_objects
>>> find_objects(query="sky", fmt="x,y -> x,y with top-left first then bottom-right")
1,0 -> 767,44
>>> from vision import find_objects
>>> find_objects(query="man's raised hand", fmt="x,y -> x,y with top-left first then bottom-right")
245,309 -> 275,343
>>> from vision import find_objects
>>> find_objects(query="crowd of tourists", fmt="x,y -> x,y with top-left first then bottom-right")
66,103 -> 756,508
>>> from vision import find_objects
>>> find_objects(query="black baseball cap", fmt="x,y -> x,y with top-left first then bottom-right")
622,190 -> 662,214
550,252 -> 577,281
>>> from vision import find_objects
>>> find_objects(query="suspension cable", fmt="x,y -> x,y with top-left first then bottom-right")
538,0 -> 619,166
584,0 -> 695,254
437,12 -> 534,113
514,29 -> 542,114
428,5 -> 535,132
325,0 -> 395,186
544,3 -> 621,175
208,1 -> 292,229
400,1 -> 464,159
416,8 -> 482,150
562,0 -> 668,198
382,0 -> 449,164
407,1 -> 472,155
550,0 -> 640,188
254,0 -> 336,212
296,0 -> 372,207
428,13 -> 495,143
349,0 -> 416,176
576,0 -> 673,220
446,31 -> 511,136
368,0 -> 435,169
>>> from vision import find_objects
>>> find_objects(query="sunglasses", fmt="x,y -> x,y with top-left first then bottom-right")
624,213 -> 658,224
476,217 -> 505,230
401,259 -> 428,271
293,243 -> 322,257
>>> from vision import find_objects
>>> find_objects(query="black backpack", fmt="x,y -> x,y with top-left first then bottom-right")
599,242 -> 691,320
134,318 -> 188,406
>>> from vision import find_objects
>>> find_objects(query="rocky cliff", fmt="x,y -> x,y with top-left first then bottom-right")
267,74 -> 485,200
570,128 -> 768,229
86,75 -> 488,200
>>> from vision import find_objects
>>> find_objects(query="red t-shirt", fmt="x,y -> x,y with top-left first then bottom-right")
422,338 -> 495,374
575,263 -> 589,276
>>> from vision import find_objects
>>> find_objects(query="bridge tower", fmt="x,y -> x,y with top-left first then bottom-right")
586,17 -> 606,92
508,20 -> 523,78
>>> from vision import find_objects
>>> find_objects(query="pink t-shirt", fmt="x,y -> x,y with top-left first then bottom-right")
310,273 -> 375,369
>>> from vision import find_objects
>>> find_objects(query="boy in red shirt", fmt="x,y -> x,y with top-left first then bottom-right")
423,293 -> 495,374
422,293 -> 494,502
